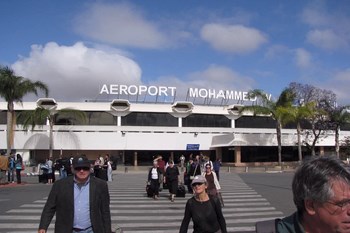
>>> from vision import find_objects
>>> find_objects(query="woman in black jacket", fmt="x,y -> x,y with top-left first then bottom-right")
165,160 -> 179,202
147,161 -> 162,199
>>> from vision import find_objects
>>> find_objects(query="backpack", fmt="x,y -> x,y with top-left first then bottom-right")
255,219 -> 280,233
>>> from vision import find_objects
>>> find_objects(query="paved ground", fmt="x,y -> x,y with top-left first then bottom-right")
0,167 -> 292,233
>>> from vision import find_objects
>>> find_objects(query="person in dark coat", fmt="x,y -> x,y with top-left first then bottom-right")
165,160 -> 180,202
147,161 -> 162,200
38,155 -> 112,233
187,156 -> 201,194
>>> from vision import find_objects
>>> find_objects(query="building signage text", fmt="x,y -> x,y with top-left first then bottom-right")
100,84 -> 271,102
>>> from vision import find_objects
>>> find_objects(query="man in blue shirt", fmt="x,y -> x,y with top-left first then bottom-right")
38,155 -> 112,233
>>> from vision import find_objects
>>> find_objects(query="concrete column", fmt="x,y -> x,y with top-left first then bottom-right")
121,152 -> 125,164
117,116 -> 121,126
234,146 -> 241,164
215,148 -> 222,160
134,152 -> 138,166
170,152 -> 174,162
178,117 -> 182,134
231,119 -> 235,128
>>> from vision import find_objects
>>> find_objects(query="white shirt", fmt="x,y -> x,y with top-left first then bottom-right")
151,168 -> 158,179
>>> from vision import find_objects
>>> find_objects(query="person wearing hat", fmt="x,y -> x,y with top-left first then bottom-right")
38,155 -> 112,233
179,175 -> 227,233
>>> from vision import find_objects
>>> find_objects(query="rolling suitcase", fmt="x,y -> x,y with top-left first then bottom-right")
146,184 -> 154,197
176,185 -> 186,197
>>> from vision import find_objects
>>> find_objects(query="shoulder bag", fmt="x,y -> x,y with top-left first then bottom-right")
190,164 -> 198,180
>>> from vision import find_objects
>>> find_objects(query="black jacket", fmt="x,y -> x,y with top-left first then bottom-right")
39,176 -> 112,233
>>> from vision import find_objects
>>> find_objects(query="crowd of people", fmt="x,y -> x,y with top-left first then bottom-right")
0,152 -> 24,185
2,151 -> 347,233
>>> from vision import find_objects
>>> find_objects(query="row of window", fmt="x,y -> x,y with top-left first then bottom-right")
1,111 -> 349,130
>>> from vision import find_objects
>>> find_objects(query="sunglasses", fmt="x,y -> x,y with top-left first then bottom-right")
74,167 -> 90,171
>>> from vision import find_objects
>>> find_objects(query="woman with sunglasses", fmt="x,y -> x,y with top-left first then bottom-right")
179,175 -> 227,233
202,164 -> 221,198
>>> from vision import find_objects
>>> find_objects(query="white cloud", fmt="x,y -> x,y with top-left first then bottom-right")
148,65 -> 255,102
331,69 -> 350,103
74,3 -> 168,49
200,24 -> 268,54
301,2 -> 350,51
295,48 -> 312,68
264,45 -> 290,60
307,29 -> 347,50
301,4 -> 330,27
12,42 -> 142,101
321,69 -> 350,105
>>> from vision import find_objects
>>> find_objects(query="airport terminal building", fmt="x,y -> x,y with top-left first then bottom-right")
0,84 -> 349,166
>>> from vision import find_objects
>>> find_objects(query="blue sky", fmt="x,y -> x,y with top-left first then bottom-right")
1,0 -> 350,104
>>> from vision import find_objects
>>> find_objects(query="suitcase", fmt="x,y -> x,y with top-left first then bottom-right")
176,185 -> 186,197
146,184 -> 154,197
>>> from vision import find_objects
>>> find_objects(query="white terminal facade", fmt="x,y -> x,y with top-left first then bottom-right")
0,84 -> 349,166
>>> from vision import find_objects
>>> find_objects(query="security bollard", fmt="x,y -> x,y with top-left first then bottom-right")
124,166 -> 128,173
245,166 -> 248,173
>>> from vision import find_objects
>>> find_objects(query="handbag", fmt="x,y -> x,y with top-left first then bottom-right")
190,164 -> 198,180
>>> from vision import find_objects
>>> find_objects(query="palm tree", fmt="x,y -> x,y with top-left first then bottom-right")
326,105 -> 350,158
240,88 -> 295,165
0,66 -> 49,156
17,107 -> 87,158
277,102 -> 314,162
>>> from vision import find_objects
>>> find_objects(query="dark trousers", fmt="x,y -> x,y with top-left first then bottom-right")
215,170 -> 220,181
150,179 -> 160,196
16,169 -> 21,184
168,179 -> 178,195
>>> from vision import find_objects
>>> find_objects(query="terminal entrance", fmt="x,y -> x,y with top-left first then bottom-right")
123,150 -> 216,166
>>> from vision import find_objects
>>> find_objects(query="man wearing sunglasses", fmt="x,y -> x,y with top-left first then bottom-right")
256,156 -> 350,233
38,156 -> 112,233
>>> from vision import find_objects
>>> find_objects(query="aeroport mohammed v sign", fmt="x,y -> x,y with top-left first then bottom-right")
99,84 -> 271,102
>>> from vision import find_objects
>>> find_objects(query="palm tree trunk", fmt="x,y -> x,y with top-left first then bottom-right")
335,125 -> 340,158
49,116 -> 54,158
6,101 -> 14,155
276,121 -> 282,165
297,122 -> 302,162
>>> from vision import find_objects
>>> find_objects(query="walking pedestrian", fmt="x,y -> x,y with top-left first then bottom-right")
213,158 -> 222,181
38,155 -> 112,233
165,160 -> 179,202
187,157 -> 201,194
179,175 -> 227,233
147,161 -> 162,200
202,163 -> 221,198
